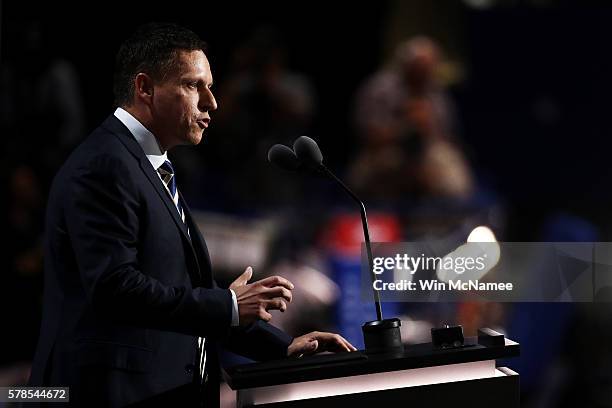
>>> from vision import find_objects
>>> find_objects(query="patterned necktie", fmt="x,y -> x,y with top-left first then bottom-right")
157,160 -> 206,384
158,160 -> 186,224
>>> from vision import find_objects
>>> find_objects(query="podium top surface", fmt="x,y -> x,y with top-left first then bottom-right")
224,337 -> 520,390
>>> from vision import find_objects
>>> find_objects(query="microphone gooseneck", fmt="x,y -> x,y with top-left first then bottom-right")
318,164 -> 383,322
267,136 -> 403,352
268,138 -> 383,321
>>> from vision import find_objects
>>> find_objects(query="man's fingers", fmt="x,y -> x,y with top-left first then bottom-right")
319,332 -> 354,352
326,333 -> 350,352
336,334 -> 357,351
258,275 -> 294,290
266,298 -> 287,312
257,308 -> 272,322
265,286 -> 292,303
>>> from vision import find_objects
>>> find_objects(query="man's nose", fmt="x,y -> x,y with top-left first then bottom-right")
199,89 -> 218,112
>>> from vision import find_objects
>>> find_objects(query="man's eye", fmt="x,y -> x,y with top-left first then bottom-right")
188,82 -> 198,89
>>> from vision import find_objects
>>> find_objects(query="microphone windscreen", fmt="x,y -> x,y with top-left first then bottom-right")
293,136 -> 323,167
267,144 -> 300,171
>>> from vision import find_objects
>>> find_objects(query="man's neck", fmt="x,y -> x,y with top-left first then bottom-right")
121,105 -> 168,153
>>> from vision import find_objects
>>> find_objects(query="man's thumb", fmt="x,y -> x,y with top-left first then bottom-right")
305,340 -> 318,354
236,266 -> 253,286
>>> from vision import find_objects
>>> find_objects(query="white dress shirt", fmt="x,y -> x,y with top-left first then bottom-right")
113,108 -> 239,327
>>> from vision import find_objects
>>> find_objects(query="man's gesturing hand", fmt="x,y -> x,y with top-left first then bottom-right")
287,332 -> 357,357
229,267 -> 294,326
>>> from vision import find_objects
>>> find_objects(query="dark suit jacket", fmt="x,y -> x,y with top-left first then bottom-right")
28,115 -> 293,407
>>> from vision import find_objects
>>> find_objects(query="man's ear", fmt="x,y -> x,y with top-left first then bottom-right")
134,72 -> 155,105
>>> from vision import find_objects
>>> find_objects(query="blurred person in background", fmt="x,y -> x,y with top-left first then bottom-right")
349,36 -> 474,203
27,23 -> 354,407
347,35 -> 499,364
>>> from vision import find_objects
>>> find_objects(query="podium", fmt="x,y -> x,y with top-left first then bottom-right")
223,336 -> 520,407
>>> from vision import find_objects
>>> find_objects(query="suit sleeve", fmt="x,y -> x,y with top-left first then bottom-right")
64,154 -> 233,339
222,321 -> 293,361
208,278 -> 292,361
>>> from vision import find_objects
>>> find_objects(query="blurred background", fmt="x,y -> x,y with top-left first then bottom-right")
2,0 -> 612,406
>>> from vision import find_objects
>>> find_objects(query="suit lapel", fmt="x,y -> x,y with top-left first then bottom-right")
101,115 -> 203,284
179,191 -> 213,288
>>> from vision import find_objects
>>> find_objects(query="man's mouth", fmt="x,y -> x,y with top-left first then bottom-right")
196,119 -> 209,129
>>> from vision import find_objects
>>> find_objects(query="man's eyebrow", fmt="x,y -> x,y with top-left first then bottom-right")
180,76 -> 213,87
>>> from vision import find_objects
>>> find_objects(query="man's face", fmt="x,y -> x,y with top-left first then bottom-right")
151,50 -> 217,149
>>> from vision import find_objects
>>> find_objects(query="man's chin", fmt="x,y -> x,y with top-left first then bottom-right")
186,131 -> 204,146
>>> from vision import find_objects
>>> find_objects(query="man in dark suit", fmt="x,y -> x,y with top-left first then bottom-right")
28,22 -> 355,407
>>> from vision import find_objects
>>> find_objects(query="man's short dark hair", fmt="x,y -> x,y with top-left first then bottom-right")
113,22 -> 207,107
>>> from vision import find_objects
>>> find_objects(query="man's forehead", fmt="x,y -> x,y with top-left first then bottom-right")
174,49 -> 212,77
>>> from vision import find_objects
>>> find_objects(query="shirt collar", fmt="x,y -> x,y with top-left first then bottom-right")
114,107 -> 167,170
